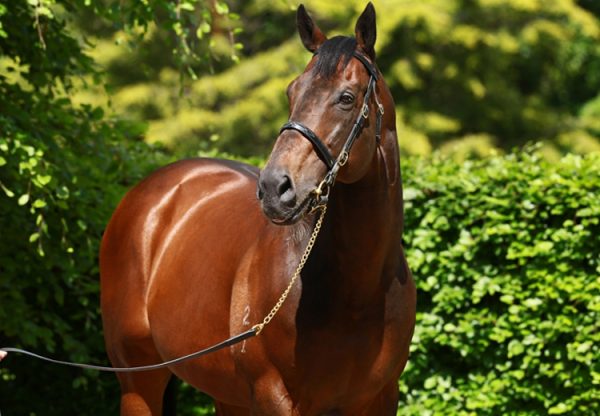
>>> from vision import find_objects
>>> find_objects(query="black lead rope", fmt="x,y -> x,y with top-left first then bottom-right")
0,328 -> 257,373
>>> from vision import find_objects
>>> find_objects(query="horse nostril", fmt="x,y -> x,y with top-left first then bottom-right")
278,175 -> 296,207
258,169 -> 296,208
257,180 -> 265,200
277,175 -> 292,196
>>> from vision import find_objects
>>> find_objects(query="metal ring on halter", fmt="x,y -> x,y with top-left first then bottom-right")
361,104 -> 369,120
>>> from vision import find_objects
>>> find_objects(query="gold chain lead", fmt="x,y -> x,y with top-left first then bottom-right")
252,206 -> 327,335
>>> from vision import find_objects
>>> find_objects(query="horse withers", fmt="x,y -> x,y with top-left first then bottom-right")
100,3 -> 416,415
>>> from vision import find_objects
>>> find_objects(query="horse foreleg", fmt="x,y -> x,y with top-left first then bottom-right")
351,380 -> 399,416
249,372 -> 297,416
118,368 -> 172,416
106,330 -> 173,416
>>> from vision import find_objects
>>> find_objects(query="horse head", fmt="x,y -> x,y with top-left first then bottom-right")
258,3 -> 390,225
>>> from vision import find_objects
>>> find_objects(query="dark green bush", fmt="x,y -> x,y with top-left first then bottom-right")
0,3 -> 171,413
0,83 -> 170,416
398,149 -> 600,415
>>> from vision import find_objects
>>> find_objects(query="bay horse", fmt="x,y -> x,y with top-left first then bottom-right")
100,3 -> 416,415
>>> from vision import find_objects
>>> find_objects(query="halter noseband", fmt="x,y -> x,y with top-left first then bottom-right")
279,50 -> 384,210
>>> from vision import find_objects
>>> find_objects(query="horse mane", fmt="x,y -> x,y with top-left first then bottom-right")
314,36 -> 357,79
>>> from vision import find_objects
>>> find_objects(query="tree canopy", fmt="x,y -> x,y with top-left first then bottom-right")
71,0 -> 600,159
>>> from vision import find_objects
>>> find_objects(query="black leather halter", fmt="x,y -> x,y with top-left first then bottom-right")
279,50 -> 384,209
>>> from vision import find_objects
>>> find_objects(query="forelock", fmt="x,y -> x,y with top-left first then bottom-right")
313,36 -> 357,79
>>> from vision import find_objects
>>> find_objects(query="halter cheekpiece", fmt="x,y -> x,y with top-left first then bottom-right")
279,50 -> 384,210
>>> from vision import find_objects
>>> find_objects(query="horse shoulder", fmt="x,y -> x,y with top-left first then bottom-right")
100,158 -> 262,342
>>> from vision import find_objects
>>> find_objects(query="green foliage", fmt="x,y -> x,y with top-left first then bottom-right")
0,1 -> 170,414
381,0 -> 600,158
75,0 -> 241,80
77,0 -> 600,159
0,92 -> 166,414
398,149 -> 600,415
143,40 -> 308,155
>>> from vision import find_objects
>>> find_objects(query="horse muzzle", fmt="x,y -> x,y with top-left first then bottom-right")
257,168 -> 314,225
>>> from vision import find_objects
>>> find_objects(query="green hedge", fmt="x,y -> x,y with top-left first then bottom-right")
398,149 -> 600,415
0,90 -> 170,415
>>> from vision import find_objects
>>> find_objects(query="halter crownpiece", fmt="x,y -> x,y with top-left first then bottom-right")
279,50 -> 384,210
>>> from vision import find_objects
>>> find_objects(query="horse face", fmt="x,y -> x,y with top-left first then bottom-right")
258,4 -> 379,225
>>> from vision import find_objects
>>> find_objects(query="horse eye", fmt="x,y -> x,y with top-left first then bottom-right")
339,92 -> 355,105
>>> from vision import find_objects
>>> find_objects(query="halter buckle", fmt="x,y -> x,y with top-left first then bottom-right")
338,151 -> 349,167
361,104 -> 369,119
310,188 -> 329,213
310,171 -> 335,212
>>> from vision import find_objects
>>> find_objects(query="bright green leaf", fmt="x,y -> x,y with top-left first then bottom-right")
32,199 -> 46,208
18,194 -> 29,205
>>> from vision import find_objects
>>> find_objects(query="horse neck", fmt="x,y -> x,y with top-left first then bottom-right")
316,131 -> 403,309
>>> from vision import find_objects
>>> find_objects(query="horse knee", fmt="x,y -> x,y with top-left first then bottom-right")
249,377 -> 295,416
120,391 -> 156,416
118,371 -> 172,416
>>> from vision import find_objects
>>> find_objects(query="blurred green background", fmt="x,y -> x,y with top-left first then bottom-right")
74,0 -> 600,160
0,0 -> 598,415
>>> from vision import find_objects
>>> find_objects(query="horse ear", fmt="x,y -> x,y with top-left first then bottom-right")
297,4 -> 327,53
355,2 -> 377,60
